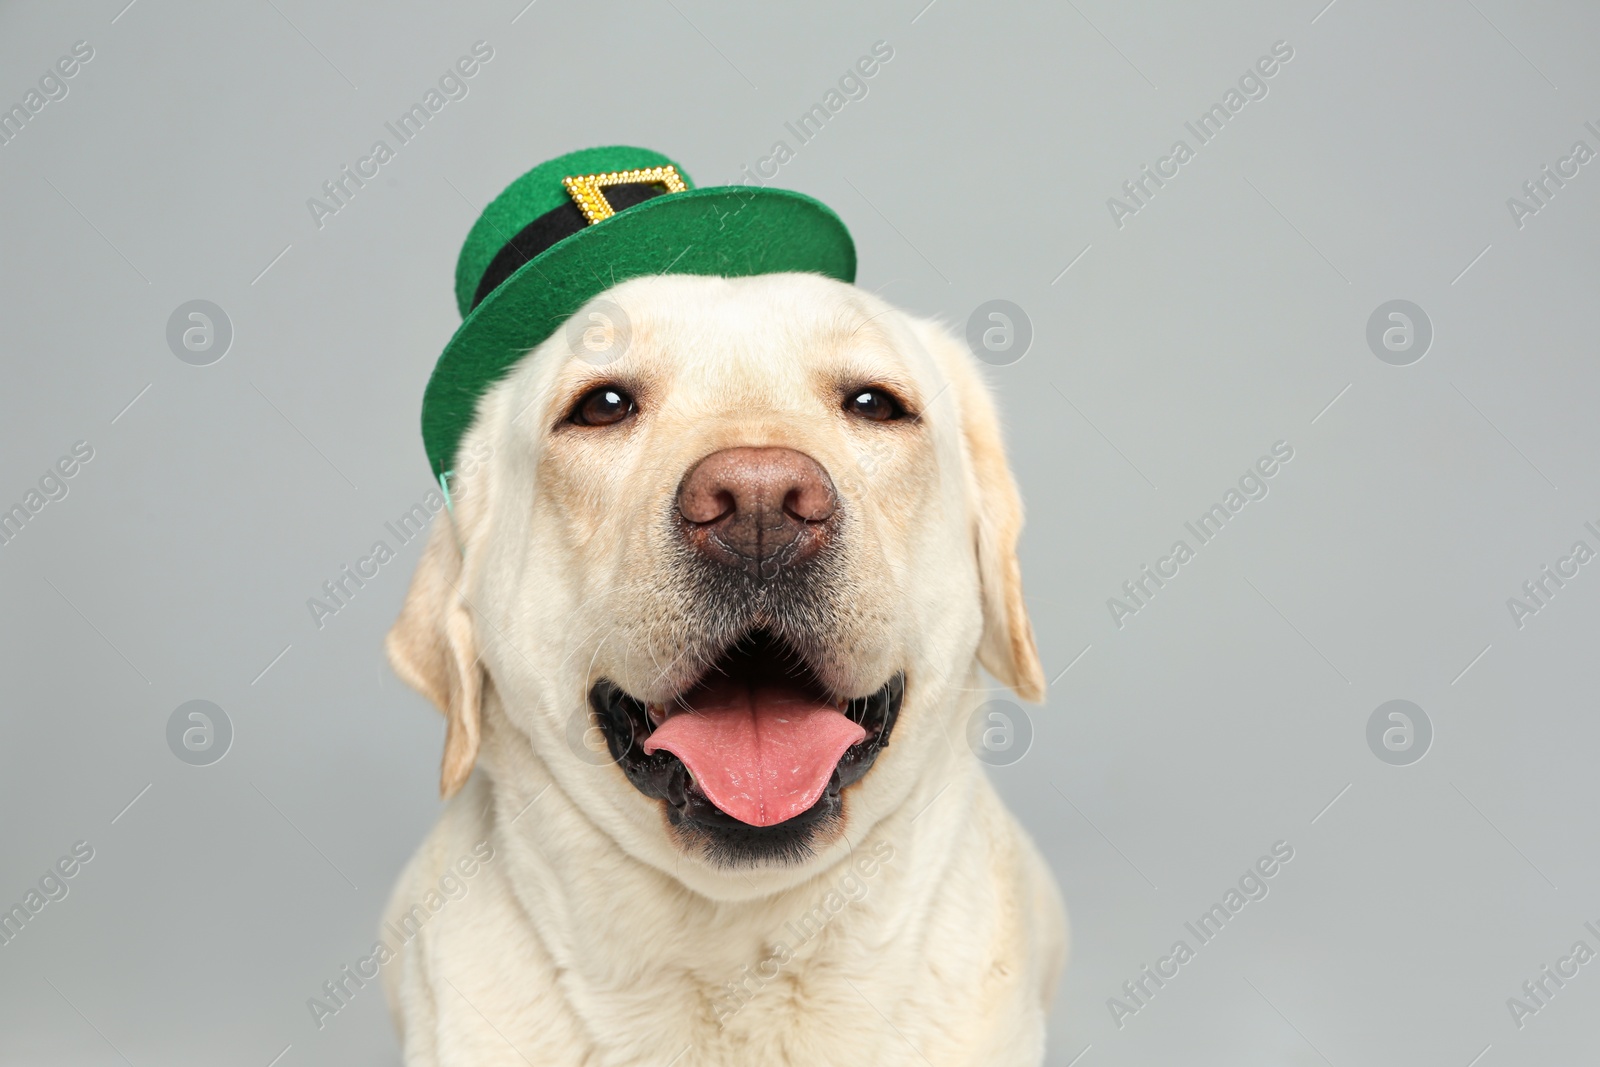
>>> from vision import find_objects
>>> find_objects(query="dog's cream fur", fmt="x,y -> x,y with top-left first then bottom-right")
383,273 -> 1067,1065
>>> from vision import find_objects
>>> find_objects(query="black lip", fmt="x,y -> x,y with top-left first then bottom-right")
588,659 -> 904,867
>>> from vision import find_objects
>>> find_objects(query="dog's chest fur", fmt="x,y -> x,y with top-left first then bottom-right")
383,764 -> 1060,1066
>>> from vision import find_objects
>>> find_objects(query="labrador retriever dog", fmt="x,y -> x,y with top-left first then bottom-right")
382,271 -> 1067,1065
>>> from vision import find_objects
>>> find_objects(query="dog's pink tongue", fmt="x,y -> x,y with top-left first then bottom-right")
642,678 -> 865,827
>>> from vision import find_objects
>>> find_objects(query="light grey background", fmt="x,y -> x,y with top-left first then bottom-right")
2,0 -> 1595,1063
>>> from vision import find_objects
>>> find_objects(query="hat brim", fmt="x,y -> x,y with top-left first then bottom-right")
422,185 -> 856,477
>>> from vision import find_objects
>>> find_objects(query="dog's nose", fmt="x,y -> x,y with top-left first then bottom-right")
677,447 -> 837,574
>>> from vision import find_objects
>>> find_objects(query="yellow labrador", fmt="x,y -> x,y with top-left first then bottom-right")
383,271 -> 1067,1065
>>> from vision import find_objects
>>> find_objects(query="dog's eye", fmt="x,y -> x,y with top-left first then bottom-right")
569,386 -> 636,427
844,387 -> 906,423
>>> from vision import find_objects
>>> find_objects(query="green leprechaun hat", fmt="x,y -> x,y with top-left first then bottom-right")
421,145 -> 857,479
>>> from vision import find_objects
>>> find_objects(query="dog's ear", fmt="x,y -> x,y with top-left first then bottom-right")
911,318 -> 1046,702
386,499 -> 484,799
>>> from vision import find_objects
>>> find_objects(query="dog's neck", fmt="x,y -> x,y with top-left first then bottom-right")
469,692 -> 984,1031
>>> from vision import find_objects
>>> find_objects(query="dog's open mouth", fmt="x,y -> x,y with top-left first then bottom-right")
590,630 -> 903,858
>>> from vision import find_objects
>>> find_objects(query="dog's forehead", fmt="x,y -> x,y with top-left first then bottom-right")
599,273 -> 923,380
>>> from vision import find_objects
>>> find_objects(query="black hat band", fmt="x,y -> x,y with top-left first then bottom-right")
471,181 -> 670,310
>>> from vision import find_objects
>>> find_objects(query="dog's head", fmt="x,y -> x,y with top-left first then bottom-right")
388,273 -> 1042,889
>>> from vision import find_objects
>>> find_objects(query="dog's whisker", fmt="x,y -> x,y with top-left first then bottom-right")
579,629 -> 618,694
